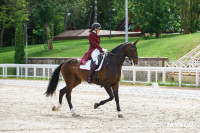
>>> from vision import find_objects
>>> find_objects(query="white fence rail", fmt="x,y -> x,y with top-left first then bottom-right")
122,66 -> 199,88
0,64 -> 58,79
0,64 -> 199,88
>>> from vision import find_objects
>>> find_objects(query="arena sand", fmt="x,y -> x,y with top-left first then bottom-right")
0,83 -> 200,133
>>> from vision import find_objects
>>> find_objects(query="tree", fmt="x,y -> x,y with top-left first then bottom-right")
0,0 -> 28,47
130,0 -> 170,38
14,23 -> 25,64
30,0 -> 57,50
0,0 -> 8,48
178,0 -> 200,33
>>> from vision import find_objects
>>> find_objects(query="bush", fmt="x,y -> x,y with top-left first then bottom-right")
14,23 -> 25,64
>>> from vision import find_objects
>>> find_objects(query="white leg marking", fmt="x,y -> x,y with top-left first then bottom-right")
71,108 -> 76,115
53,103 -> 62,111
118,111 -> 123,115
57,103 -> 62,109
118,111 -> 123,118
71,108 -> 80,117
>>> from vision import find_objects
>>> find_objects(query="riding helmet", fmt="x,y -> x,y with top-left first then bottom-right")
91,22 -> 101,30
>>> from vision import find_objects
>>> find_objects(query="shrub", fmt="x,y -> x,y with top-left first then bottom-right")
14,23 -> 25,64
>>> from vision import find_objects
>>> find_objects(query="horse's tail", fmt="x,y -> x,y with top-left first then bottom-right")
45,63 -> 64,97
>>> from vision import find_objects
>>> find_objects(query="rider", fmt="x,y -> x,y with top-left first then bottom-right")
80,22 -> 108,84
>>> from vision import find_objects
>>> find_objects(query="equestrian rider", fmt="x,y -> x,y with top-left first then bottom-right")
80,23 -> 108,84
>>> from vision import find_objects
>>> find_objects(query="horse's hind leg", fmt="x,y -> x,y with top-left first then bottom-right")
66,78 -> 81,117
52,87 -> 67,111
94,85 -> 114,109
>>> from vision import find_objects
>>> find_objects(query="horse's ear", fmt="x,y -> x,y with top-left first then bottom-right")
133,40 -> 138,45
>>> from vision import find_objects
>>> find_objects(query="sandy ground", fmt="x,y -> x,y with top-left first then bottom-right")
0,80 -> 200,133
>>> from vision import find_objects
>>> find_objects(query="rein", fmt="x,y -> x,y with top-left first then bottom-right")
102,52 -> 117,68
103,42 -> 138,67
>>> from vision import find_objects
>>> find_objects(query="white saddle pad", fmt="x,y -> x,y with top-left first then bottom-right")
80,55 -> 105,71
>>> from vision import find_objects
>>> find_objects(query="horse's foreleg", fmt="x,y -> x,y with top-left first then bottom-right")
52,87 -> 67,111
94,86 -> 114,109
112,84 -> 123,118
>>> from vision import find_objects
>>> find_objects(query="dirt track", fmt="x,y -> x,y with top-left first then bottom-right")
0,80 -> 200,133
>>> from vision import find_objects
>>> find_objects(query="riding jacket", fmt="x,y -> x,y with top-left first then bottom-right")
80,31 -> 103,65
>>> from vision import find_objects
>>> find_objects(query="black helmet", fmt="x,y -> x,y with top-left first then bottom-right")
91,22 -> 101,30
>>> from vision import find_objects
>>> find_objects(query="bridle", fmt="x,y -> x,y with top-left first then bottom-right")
127,42 -> 138,65
104,42 -> 138,66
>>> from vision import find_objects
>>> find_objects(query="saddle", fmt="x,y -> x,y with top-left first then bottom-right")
79,54 -> 105,71
80,53 -> 112,85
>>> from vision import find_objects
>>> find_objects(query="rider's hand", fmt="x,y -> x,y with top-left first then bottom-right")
102,48 -> 108,53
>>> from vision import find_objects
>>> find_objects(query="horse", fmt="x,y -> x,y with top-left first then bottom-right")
45,40 -> 138,118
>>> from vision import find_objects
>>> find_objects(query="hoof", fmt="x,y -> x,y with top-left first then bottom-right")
118,114 -> 124,118
72,114 -> 80,117
52,106 -> 56,111
94,103 -> 98,109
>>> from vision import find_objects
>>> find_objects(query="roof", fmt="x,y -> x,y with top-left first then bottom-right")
54,29 -> 141,41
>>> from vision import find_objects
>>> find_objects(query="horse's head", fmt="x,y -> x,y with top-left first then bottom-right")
125,40 -> 138,65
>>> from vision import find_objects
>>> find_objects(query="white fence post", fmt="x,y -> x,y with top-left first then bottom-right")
196,69 -> 199,88
2,66 -> 4,78
147,69 -> 151,83
133,68 -> 136,84
34,66 -> 36,79
25,67 -> 28,78
5,66 -> 7,78
162,70 -> 166,84
179,69 -> 182,87
17,66 -> 19,78
155,70 -> 158,82
48,67 -> 50,80
21,67 -> 23,78
43,67 -> 45,79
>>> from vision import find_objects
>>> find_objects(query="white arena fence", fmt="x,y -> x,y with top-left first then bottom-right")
0,64 -> 199,88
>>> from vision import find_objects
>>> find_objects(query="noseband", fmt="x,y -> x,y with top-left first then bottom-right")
127,42 -> 138,65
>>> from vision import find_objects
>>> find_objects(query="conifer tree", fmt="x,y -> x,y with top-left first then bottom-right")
14,23 -> 25,64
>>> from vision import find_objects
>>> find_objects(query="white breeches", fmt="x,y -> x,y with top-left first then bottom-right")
91,49 -> 100,65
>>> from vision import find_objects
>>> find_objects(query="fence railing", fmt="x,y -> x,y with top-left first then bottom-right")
0,64 -> 58,79
122,66 -> 199,88
165,61 -> 200,68
0,64 -> 199,88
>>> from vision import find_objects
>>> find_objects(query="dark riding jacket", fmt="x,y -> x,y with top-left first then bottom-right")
80,32 -> 103,65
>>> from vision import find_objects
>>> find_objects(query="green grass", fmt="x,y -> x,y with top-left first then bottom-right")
0,32 -> 200,63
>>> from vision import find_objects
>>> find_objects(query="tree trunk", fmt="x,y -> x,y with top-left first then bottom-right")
94,0 -> 97,22
64,12 -> 67,31
183,8 -> 189,34
0,19 -> 5,48
156,32 -> 159,38
179,1 -> 184,32
196,0 -> 199,30
189,0 -> 192,32
87,10 -> 92,28
45,22 -> 53,50
64,0 -> 67,31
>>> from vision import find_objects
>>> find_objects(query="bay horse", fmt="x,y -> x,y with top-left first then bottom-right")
45,40 -> 138,118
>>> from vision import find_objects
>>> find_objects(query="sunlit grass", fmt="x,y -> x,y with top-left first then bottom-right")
0,32 -> 199,63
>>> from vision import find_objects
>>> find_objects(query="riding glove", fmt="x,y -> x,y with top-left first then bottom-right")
102,48 -> 108,53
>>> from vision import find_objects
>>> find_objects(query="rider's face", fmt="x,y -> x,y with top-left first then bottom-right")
95,28 -> 100,34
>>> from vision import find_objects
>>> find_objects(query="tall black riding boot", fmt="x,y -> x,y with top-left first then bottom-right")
86,63 -> 97,84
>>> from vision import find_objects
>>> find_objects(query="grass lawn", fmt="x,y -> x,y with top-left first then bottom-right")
0,32 -> 200,63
